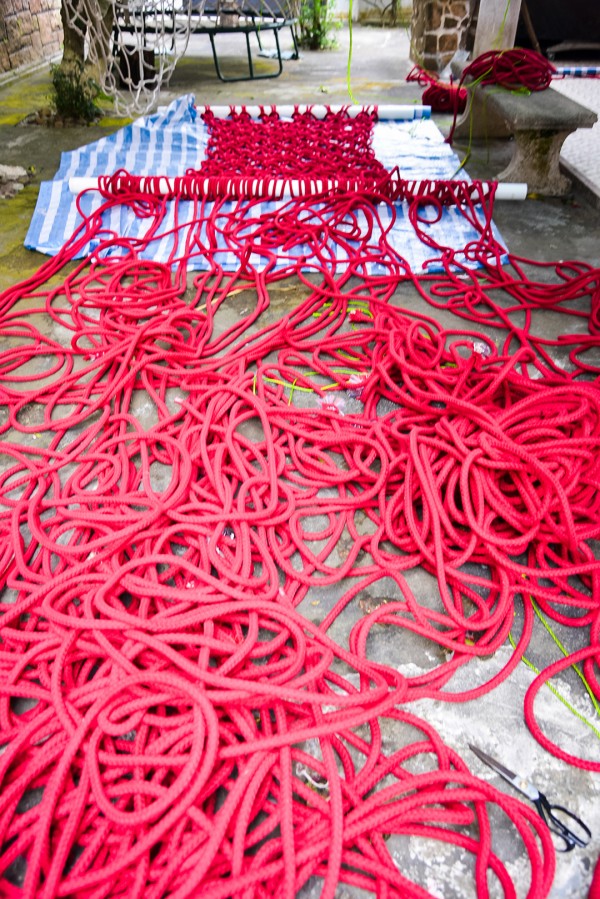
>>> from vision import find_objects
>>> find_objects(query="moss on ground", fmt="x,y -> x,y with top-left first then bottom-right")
0,70 -> 53,124
0,65 -> 126,127
0,187 -> 47,290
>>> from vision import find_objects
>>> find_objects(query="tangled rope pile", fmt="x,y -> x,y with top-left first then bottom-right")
0,107 -> 599,897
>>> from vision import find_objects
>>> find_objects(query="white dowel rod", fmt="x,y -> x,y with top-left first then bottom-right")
69,176 -> 528,200
197,104 -> 431,120
494,182 -> 528,200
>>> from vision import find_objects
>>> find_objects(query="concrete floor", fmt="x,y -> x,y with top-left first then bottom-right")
0,24 -> 599,898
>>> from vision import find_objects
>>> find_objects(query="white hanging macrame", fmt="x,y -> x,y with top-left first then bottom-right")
61,0 -> 195,115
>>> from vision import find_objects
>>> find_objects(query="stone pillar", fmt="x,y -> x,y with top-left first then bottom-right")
411,0 -> 472,72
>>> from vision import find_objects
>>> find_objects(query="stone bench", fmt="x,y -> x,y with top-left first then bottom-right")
450,62 -> 597,196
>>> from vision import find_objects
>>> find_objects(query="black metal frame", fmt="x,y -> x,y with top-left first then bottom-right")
114,3 -> 299,83
198,18 -> 288,81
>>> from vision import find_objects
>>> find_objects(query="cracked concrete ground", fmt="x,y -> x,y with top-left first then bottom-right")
0,24 -> 599,898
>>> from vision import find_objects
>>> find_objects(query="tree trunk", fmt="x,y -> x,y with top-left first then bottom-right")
60,0 -> 85,65
59,0 -> 115,79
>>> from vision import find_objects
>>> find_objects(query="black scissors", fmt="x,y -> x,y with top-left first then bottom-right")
469,744 -> 591,852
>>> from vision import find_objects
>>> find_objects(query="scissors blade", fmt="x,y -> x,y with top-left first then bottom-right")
468,744 -> 539,802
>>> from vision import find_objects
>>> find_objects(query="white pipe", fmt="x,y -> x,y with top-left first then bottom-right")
494,182 -> 528,201
196,104 -> 432,120
69,175 -> 528,200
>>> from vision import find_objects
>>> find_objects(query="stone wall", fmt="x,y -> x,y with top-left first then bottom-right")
411,0 -> 472,72
0,0 -> 63,75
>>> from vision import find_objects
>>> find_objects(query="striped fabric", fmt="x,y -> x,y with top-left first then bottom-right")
25,95 -> 504,273
554,67 -> 600,78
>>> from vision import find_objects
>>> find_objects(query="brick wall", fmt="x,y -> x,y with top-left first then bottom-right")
411,0 -> 472,72
0,0 -> 63,75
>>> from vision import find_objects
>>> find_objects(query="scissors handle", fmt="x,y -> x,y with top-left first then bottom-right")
535,794 -> 591,852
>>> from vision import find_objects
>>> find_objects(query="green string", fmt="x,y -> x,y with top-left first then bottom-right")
450,65 -> 495,177
530,598 -> 600,719
346,0 -> 358,103
263,364 -> 364,396
450,66 -> 532,178
494,0 -> 512,49
509,602 -> 600,741
312,299 -> 372,319
287,378 -> 298,405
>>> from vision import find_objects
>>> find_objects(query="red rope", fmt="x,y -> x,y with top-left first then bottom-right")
446,48 -> 557,143
462,48 -> 556,91
591,856 -> 600,899
0,107 -> 598,897
98,169 -> 500,205
199,107 -> 390,182
407,65 -> 467,114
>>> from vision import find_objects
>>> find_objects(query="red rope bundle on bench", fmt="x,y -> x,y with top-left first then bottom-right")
447,47 -> 557,143
462,48 -> 556,91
